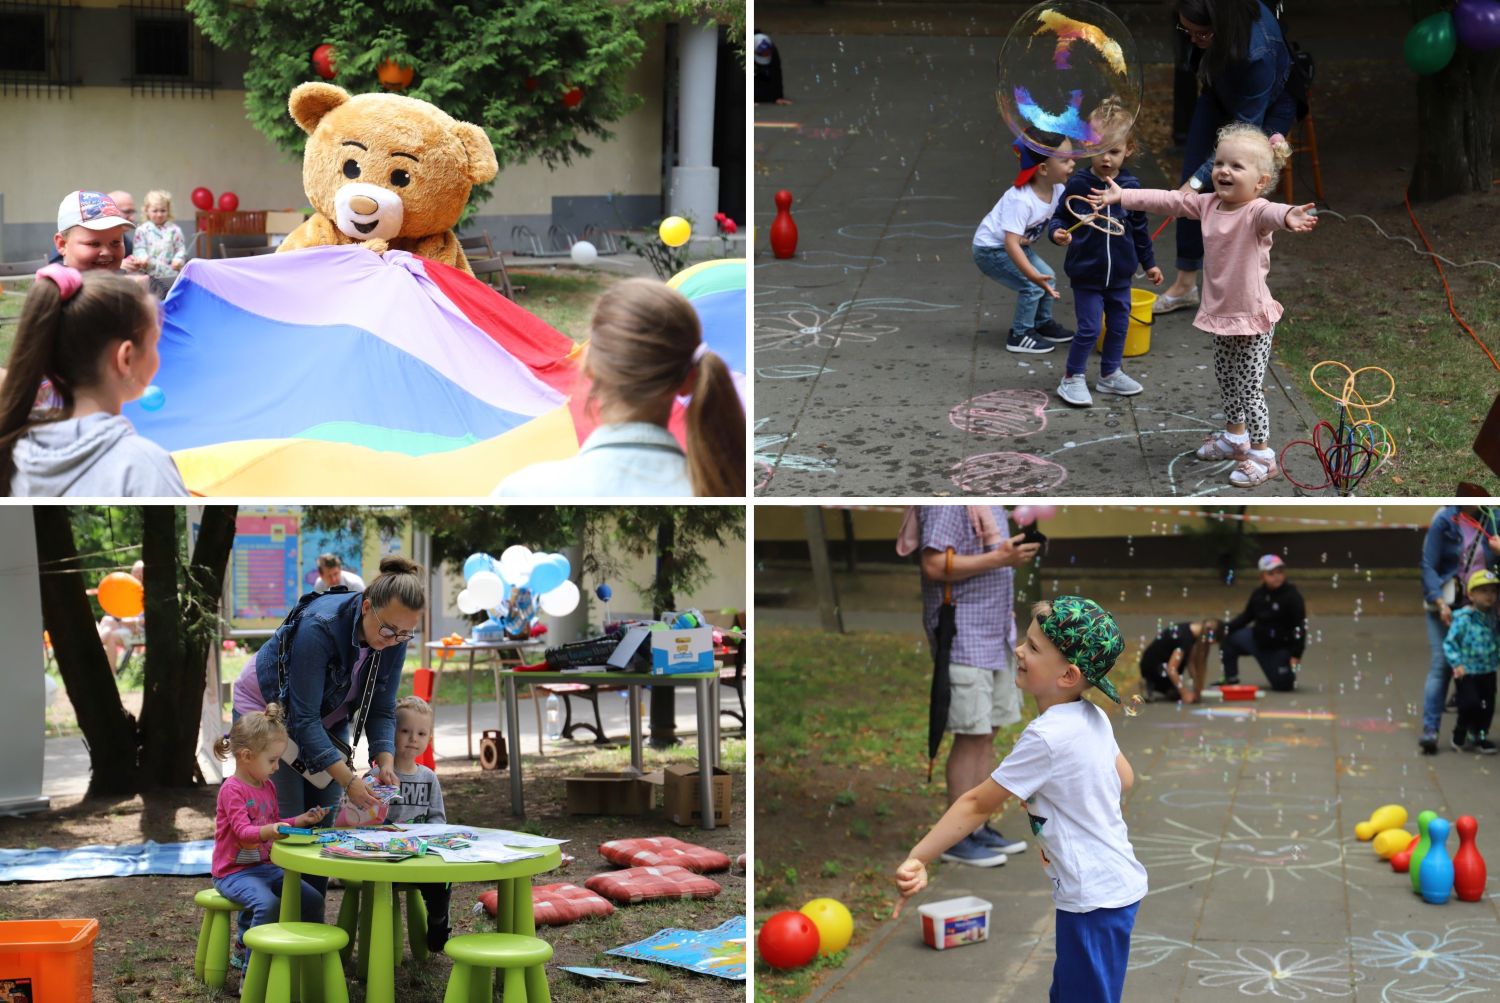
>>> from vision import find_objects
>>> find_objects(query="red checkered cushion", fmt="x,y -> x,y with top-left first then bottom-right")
475,883 -> 615,926
584,865 -> 722,904
598,836 -> 731,874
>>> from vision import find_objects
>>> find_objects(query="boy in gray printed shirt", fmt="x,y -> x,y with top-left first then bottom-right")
388,697 -> 451,950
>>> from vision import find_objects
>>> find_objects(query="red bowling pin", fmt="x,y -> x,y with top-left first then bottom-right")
1453,815 -> 1487,902
1392,834 -> 1421,873
770,189 -> 798,259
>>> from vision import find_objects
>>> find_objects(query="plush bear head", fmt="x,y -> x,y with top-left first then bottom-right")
288,82 -> 498,248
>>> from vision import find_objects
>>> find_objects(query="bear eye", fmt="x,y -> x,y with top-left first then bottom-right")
343,159 -> 361,179
391,169 -> 411,188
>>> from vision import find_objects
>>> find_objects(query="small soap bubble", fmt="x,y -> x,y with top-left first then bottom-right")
1124,694 -> 1142,718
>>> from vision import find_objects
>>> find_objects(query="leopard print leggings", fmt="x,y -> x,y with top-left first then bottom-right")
1212,331 -> 1274,444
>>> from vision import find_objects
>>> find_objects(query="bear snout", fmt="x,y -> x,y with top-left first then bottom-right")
332,182 -> 404,244
349,195 -> 379,215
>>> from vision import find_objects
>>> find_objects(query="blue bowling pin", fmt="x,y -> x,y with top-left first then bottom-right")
1419,816 -> 1456,904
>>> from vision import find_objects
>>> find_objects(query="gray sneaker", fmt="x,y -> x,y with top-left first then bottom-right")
939,834 -> 1008,867
1057,374 -> 1092,406
1096,370 -> 1143,396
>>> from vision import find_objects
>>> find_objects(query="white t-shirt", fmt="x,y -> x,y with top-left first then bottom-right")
992,699 -> 1148,912
973,183 -> 1064,249
313,570 -> 365,593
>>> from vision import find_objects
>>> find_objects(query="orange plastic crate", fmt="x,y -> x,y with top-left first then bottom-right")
0,919 -> 99,1003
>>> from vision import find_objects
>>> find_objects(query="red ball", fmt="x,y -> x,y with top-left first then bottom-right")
217,191 -> 239,212
758,911 -> 820,969
311,44 -> 336,80
562,86 -> 584,108
190,187 -> 213,211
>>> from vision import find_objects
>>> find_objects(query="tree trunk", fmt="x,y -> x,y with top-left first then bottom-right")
1411,1 -> 1500,202
805,507 -> 844,633
34,507 -> 141,796
649,514 -> 678,749
138,506 -> 237,788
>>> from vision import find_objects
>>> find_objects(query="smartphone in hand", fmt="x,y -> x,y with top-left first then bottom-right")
1018,521 -> 1048,553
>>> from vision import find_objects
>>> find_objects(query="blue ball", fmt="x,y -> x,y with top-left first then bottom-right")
140,385 -> 166,411
595,583 -> 612,601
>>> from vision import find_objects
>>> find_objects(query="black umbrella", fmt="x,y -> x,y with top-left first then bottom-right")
927,547 -> 956,783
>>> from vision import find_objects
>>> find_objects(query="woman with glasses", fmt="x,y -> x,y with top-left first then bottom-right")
1155,0 -> 1298,315
231,555 -> 425,875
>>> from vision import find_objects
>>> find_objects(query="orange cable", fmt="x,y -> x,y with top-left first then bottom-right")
1404,187 -> 1500,374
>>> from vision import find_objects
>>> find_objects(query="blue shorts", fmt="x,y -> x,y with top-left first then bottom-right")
1051,900 -> 1140,1003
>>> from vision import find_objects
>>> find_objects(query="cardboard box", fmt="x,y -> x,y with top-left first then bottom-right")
264,210 -> 308,235
565,772 -> 654,816
662,764 -> 731,827
651,625 -> 714,675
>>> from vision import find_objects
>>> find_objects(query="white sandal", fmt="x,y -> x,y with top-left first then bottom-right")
1196,433 -> 1249,462
1230,454 -> 1280,488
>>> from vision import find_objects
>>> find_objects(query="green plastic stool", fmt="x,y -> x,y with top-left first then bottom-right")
241,922 -> 350,1003
193,888 -> 244,989
442,933 -> 552,1003
341,881 -> 430,974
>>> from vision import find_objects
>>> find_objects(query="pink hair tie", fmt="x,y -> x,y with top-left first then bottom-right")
691,343 -> 710,364
1269,133 -> 1287,147
36,264 -> 82,302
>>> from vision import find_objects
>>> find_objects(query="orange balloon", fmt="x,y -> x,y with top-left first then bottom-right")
98,572 -> 144,618
377,60 -> 414,90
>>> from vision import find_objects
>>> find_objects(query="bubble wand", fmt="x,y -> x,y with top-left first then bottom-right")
1062,194 -> 1126,236
1280,362 -> 1396,495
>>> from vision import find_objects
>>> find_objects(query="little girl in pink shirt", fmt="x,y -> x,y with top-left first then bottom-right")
1092,124 -> 1318,488
212,705 -> 328,968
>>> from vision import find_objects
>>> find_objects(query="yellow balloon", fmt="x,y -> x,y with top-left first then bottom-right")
659,216 -> 691,247
800,897 -> 853,956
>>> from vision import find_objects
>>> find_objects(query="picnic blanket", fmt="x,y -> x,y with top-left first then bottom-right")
0,840 -> 214,882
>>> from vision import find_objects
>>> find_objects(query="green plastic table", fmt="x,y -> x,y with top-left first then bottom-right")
495,669 -> 722,828
272,830 -> 560,1003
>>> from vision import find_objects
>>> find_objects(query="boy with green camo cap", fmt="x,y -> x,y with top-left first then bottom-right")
895,596 -> 1147,1003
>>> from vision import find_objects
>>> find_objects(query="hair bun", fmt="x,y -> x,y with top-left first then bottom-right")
379,555 -> 420,577
263,702 -> 285,725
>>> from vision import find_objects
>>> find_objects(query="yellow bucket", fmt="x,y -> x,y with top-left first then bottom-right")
1093,288 -> 1156,357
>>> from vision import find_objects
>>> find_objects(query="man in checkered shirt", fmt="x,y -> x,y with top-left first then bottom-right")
918,506 -> 1040,867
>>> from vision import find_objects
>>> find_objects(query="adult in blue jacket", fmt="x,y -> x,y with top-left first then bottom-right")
1155,0 -> 1297,314
1418,506 -> 1500,753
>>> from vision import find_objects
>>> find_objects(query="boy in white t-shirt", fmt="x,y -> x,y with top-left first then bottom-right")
896,595 -> 1147,1003
972,132 -> 1078,355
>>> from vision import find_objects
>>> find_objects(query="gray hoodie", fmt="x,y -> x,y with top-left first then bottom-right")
11,413 -> 187,497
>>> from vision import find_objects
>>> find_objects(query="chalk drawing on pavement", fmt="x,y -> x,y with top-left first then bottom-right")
837,221 -> 971,240
1350,923 -> 1500,985
1134,816 -> 1353,905
755,297 -> 957,353
1157,790 -> 1337,815
757,365 -> 831,381
949,452 -> 1068,495
755,250 -> 889,270
754,418 -> 836,479
1189,947 -> 1360,999
1128,934 -> 1220,972
949,389 -> 1049,438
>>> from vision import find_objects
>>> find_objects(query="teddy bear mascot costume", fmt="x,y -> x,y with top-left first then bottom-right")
277,82 -> 498,277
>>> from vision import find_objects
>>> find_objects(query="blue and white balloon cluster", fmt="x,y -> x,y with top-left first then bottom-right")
455,545 -> 581,625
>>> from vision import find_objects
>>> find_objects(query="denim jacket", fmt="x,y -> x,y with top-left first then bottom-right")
253,590 -> 405,774
1191,1 -> 1291,187
1421,506 -> 1500,605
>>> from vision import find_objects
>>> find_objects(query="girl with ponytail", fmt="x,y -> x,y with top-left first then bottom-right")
0,266 -> 185,496
495,277 -> 745,497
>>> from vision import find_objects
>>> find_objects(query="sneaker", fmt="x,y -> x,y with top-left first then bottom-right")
1230,452 -> 1280,489
1096,370 -> 1143,396
1057,374 -> 1092,406
1419,732 -> 1439,755
1151,287 -> 1200,314
939,834 -> 1008,867
1477,739 -> 1497,755
972,824 -> 1028,855
1451,733 -> 1469,753
1212,677 -> 1241,687
426,922 -> 451,954
1006,330 -> 1056,354
230,938 -> 248,972
1196,433 -> 1250,462
1034,319 -> 1075,343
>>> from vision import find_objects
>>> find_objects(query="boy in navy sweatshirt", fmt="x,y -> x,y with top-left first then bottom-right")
1047,111 -> 1163,407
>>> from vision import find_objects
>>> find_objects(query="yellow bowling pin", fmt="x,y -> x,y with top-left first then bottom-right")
1373,827 -> 1415,859
1356,804 -> 1408,841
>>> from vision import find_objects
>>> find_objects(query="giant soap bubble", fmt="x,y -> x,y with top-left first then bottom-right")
997,1 -> 1142,158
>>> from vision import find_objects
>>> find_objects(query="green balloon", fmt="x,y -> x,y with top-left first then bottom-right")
1405,11 -> 1457,75
1410,810 -> 1437,894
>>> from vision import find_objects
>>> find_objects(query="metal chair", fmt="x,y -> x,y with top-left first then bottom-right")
222,244 -> 278,259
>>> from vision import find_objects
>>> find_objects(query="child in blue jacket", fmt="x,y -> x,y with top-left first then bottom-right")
1048,113 -> 1163,407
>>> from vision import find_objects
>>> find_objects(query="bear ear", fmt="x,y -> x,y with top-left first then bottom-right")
453,122 -> 499,185
289,83 -> 351,136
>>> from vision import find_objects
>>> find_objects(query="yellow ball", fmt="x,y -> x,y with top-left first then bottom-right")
799,897 -> 853,956
659,216 -> 691,247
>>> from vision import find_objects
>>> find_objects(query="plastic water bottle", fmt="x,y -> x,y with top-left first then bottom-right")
544,693 -> 562,740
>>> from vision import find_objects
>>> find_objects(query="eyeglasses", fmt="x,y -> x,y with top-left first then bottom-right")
371,607 -> 415,642
1176,23 -> 1214,42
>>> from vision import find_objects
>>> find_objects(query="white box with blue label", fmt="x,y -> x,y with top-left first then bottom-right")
650,619 -> 714,675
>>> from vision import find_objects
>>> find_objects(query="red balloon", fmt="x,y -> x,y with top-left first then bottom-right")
758,911 -> 820,969
562,86 -> 584,108
310,44 -> 336,80
217,192 -> 239,212
190,187 -> 213,211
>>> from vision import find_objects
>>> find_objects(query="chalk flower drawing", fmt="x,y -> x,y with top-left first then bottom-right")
1128,934 -> 1218,971
1189,947 -> 1358,999
754,297 -> 955,353
753,418 -> 835,478
1349,929 -> 1500,982
1133,816 -> 1350,904
1378,980 -> 1488,1003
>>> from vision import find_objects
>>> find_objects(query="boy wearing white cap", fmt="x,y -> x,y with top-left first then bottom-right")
753,31 -> 790,105
1443,568 -> 1500,754
52,191 -> 136,273
1219,553 -> 1307,691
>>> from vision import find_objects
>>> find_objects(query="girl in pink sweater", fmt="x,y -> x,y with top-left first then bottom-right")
212,704 -> 328,968
1091,124 -> 1318,488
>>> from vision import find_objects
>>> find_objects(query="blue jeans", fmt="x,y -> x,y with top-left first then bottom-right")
974,242 -> 1054,337
215,862 -> 324,943
1422,609 -> 1452,736
1067,286 -> 1130,378
1051,900 -> 1139,1003
1221,626 -> 1296,691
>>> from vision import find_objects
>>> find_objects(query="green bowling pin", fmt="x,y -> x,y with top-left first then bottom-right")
1410,810 -> 1437,894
